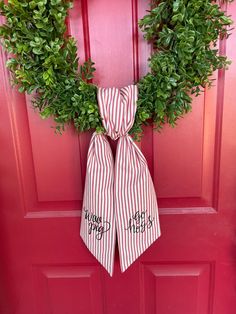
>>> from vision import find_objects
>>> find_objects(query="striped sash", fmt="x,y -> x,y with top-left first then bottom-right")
80,85 -> 161,276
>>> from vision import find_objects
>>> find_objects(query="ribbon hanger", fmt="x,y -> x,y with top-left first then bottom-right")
80,85 -> 161,276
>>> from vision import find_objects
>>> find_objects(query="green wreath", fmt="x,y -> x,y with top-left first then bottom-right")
0,0 -> 233,139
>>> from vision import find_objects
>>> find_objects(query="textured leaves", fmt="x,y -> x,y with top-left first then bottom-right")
0,0 -> 102,133
0,0 -> 233,138
132,0 -> 233,137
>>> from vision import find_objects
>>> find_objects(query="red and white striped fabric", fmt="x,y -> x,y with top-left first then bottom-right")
80,85 -> 161,276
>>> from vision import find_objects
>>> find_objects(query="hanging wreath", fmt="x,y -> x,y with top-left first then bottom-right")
0,0 -> 233,138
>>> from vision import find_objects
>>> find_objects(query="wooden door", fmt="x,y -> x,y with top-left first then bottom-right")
1,1 -> 236,313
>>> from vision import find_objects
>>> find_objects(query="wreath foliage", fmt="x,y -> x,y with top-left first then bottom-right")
0,0 -> 233,138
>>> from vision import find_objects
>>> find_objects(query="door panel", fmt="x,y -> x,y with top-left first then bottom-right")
141,263 -> 213,314
32,265 -> 104,314
0,1 -> 236,314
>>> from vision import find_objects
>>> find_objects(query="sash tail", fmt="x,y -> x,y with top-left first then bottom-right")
115,135 -> 161,272
80,132 -> 116,276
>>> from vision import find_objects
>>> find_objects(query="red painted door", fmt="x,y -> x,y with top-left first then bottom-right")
1,1 -> 236,313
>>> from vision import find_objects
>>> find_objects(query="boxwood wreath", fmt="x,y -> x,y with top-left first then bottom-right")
0,0 -> 234,138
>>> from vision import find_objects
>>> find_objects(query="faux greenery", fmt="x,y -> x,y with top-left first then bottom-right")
0,0 -> 103,134
132,0 -> 233,135
0,0 -> 234,138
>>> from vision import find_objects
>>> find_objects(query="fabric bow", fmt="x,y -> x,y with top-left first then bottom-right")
80,85 -> 161,276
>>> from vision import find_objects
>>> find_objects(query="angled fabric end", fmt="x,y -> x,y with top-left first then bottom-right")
115,135 -> 161,273
80,133 -> 116,276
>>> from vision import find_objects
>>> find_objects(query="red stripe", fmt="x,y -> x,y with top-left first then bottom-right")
80,85 -> 161,275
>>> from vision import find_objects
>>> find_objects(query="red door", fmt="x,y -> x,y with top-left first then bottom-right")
1,1 -> 236,313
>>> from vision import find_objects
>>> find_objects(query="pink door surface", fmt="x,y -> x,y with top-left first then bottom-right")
1,1 -> 236,313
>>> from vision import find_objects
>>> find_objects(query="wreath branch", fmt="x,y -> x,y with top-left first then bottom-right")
0,0 -> 233,139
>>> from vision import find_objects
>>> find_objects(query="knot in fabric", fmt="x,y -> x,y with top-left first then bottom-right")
97,85 -> 138,140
